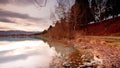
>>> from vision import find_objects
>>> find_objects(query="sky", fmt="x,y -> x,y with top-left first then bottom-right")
0,0 -> 60,32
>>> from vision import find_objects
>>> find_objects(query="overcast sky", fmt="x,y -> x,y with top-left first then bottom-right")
0,0 -> 61,32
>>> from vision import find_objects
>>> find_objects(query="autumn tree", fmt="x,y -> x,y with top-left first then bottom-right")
51,0 -> 75,38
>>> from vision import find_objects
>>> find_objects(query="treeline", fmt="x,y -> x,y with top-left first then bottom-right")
41,0 -> 120,39
91,0 -> 120,21
51,0 -> 120,29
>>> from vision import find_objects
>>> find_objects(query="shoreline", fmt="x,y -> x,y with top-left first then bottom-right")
38,35 -> 120,68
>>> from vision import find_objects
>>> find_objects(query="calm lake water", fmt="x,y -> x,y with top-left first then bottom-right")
0,38 -> 57,68
0,37 -> 73,68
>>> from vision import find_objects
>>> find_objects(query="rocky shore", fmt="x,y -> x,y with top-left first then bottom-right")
42,36 -> 120,68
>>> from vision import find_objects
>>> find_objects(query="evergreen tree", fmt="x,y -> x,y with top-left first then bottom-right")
71,0 -> 94,30
105,0 -> 120,18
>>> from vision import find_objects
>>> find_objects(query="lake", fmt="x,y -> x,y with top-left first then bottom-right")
0,37 -> 75,68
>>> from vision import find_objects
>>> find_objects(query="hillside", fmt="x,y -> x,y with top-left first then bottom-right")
0,30 -> 38,37
83,17 -> 120,36
36,16 -> 120,68
40,17 -> 120,39
38,17 -> 120,67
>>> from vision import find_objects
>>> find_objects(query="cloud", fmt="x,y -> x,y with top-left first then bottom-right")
0,17 -> 14,23
0,0 -> 9,4
0,9 -> 49,32
0,0 -> 54,32
0,0 -> 44,6
0,18 -> 48,32
0,9 -> 42,20
0,0 -> 33,5
12,0 -> 46,6
14,0 -> 34,6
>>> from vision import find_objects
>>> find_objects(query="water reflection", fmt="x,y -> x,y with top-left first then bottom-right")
0,38 -> 57,68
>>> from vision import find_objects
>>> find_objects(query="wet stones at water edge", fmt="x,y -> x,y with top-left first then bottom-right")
62,55 -> 104,68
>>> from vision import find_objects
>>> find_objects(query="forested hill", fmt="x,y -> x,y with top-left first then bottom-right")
80,16 -> 120,36
39,0 -> 120,39
39,16 -> 120,39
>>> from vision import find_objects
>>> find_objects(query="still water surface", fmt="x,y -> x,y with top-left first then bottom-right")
0,37 -> 65,68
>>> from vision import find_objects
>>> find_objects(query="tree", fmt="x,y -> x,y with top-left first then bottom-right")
90,0 -> 108,22
90,0 -> 120,21
33,0 -> 47,8
54,0 -> 71,21
71,0 -> 94,30
105,0 -> 120,18
51,0 -> 74,39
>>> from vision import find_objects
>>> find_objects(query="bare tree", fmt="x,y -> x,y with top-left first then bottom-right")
50,10 -> 57,25
90,0 -> 108,22
33,0 -> 47,9
51,0 -> 74,39
55,0 -> 71,21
